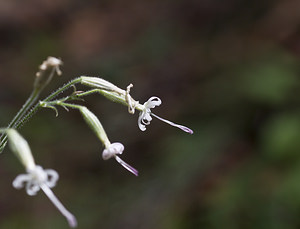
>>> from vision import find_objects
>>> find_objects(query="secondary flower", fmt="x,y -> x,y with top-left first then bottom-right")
13,165 -> 77,228
13,165 -> 58,196
102,142 -> 138,176
5,129 -> 77,228
138,97 -> 193,134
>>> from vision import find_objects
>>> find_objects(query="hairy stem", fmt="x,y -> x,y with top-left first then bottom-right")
0,78 -> 81,153
0,88 -> 40,152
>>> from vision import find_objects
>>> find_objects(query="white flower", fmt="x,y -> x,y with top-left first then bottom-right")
138,97 -> 193,134
102,142 -> 138,176
13,165 -> 77,228
13,165 -> 58,195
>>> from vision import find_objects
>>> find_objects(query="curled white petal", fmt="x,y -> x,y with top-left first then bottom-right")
13,165 -> 58,196
102,143 -> 138,176
12,165 -> 77,227
102,142 -> 124,160
137,96 -> 161,131
138,111 -> 147,131
44,169 -> 59,188
26,181 -> 40,196
12,174 -> 31,189
145,97 -> 162,109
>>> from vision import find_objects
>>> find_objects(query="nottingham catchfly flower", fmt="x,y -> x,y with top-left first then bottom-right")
138,97 -> 193,134
13,165 -> 77,228
77,106 -> 138,176
5,129 -> 77,228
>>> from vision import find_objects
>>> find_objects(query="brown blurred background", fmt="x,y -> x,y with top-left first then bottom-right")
1,0 -> 300,228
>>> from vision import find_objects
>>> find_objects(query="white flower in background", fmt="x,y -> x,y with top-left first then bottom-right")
13,165 -> 77,228
138,97 -> 194,134
13,165 -> 58,196
5,129 -> 77,228
102,142 -> 138,176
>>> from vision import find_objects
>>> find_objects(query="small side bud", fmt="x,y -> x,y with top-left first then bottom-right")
34,57 -> 63,90
6,129 -> 35,170
78,106 -> 110,148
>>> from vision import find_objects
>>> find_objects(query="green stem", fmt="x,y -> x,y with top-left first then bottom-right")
0,78 -> 81,153
9,89 -> 40,128
15,78 -> 82,128
0,88 -> 40,152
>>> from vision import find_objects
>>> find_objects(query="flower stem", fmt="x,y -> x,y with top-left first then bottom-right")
0,78 -> 81,153
0,88 -> 41,152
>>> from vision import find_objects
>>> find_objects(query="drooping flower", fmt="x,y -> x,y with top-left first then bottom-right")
13,165 -> 58,196
138,97 -> 193,134
5,129 -> 77,228
102,142 -> 138,176
13,165 -> 77,228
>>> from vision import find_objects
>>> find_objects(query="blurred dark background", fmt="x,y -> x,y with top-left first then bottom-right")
1,0 -> 300,228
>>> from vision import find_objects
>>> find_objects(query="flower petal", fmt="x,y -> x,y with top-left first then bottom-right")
102,142 -> 124,160
138,111 -> 147,131
45,169 -> 59,188
12,174 -> 31,189
26,181 -> 40,196
145,97 -> 161,109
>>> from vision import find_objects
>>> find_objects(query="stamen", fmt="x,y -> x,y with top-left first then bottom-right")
115,156 -> 139,176
151,113 -> 193,134
102,143 -> 138,176
40,183 -> 77,228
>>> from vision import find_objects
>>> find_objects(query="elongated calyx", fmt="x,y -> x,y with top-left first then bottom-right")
6,129 -> 35,170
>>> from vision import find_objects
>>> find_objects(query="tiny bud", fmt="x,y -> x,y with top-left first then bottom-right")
6,129 -> 35,170
34,57 -> 63,90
